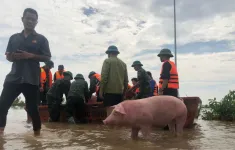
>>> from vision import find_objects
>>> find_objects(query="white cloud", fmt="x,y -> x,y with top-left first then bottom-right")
0,0 -> 235,104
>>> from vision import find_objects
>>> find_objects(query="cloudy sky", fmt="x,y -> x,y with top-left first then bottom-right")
0,0 -> 235,104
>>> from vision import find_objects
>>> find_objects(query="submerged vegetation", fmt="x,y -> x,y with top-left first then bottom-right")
12,97 -> 25,107
202,90 -> 235,121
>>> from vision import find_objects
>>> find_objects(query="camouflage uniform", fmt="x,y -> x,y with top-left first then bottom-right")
131,61 -> 151,99
136,68 -> 151,99
46,71 -> 73,122
66,74 -> 89,123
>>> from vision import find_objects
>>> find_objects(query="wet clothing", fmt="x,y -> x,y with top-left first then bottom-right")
0,82 -> 41,131
136,68 -> 151,99
66,77 -> 89,121
47,95 -> 62,122
0,30 -> 51,131
66,96 -> 86,122
99,57 -> 128,94
103,93 -> 123,107
47,79 -> 71,122
159,61 -> 178,97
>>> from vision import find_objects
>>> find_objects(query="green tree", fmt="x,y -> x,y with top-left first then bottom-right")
202,90 -> 235,121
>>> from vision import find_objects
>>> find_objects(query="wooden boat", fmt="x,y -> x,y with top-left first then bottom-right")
25,95 -> 201,128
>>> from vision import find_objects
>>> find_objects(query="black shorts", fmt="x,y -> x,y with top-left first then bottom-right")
163,88 -> 178,97
103,93 -> 123,107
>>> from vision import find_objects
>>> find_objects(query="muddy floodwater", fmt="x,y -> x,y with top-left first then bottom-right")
1,108 -> 235,150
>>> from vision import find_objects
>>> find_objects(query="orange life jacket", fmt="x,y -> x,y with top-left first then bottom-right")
40,67 -> 52,89
55,70 -> 65,80
127,84 -> 132,90
159,60 -> 179,89
135,88 -> 140,94
92,73 -> 101,94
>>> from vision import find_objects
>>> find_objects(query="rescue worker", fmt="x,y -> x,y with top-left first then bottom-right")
99,45 -> 128,116
39,60 -> 54,105
66,74 -> 89,124
46,71 -> 73,122
88,71 -> 102,102
131,61 -> 151,99
131,78 -> 139,94
157,48 -> 179,97
146,71 -> 158,96
53,65 -> 65,81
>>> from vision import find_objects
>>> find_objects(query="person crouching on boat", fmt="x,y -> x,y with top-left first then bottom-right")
46,71 -> 73,122
88,71 -> 102,102
66,74 -> 89,124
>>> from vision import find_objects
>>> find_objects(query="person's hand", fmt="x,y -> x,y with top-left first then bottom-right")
12,50 -> 35,60
99,91 -> 104,99
5,52 -> 15,62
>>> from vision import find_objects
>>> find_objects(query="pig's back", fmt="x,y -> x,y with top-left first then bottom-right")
138,96 -> 185,126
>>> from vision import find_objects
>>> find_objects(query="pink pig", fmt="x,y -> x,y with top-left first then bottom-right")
103,95 -> 187,139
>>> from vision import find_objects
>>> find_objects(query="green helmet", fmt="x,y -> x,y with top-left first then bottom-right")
88,71 -> 96,78
74,73 -> 84,80
105,45 -> 120,54
131,61 -> 143,67
45,60 -> 54,68
157,48 -> 174,57
63,71 -> 73,79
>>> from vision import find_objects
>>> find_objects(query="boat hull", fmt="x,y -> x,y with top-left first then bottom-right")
24,96 -> 201,128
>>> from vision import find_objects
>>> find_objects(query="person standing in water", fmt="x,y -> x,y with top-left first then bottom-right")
0,8 -> 51,136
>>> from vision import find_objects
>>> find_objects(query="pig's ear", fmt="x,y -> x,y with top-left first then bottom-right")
114,105 -> 126,115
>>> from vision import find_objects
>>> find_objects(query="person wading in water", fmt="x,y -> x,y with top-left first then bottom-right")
0,8 -> 51,136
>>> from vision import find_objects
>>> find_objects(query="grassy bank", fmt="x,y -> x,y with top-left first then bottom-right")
202,90 -> 235,121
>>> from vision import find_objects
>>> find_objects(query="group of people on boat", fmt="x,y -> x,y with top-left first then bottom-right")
0,8 -> 179,136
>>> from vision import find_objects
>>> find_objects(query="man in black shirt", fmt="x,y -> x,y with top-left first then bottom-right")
0,8 -> 51,136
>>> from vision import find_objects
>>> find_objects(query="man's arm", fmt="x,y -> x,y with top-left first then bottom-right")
5,36 -> 15,62
160,62 -> 171,90
89,77 -> 97,97
99,59 -> 110,94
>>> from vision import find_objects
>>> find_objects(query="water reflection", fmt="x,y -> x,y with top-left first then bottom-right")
0,108 -> 235,149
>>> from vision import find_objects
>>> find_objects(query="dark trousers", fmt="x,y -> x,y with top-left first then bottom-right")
163,88 -> 178,97
66,96 -> 85,120
47,95 -> 62,122
0,82 -> 41,131
39,89 -> 48,105
103,93 -> 123,107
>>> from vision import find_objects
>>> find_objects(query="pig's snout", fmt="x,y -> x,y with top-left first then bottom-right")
103,120 -> 106,125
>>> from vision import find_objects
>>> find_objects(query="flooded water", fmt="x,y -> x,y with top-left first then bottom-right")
1,107 -> 235,150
